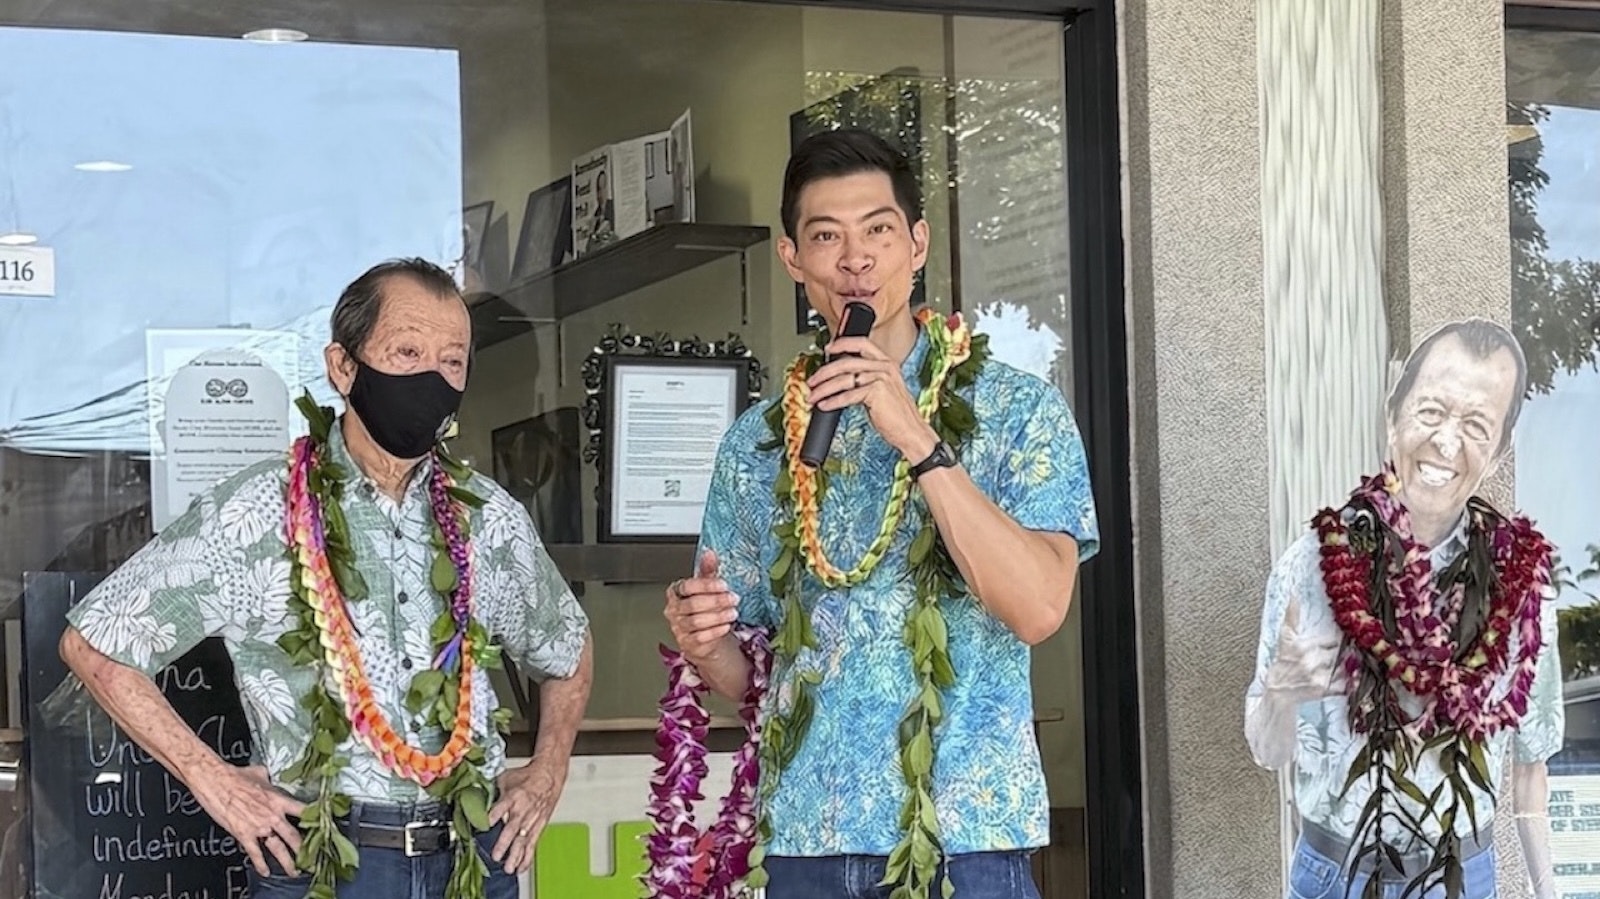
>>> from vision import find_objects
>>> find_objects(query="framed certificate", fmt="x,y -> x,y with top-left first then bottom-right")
582,327 -> 764,543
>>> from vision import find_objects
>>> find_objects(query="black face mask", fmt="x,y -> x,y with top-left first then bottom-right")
346,360 -> 464,459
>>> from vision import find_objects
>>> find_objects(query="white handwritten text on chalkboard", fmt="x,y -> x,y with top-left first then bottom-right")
98,865 -> 250,899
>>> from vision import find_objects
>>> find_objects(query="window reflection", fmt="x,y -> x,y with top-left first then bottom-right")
0,27 -> 463,455
1507,25 -> 1600,896
0,5 -> 1087,898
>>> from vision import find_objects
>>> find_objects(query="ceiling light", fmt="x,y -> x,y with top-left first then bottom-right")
242,28 -> 308,43
0,231 -> 38,246
74,160 -> 133,172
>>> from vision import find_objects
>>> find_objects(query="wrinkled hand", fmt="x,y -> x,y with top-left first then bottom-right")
194,764 -> 306,877
807,335 -> 937,461
1265,598 -> 1345,700
664,549 -> 740,664
488,756 -> 565,875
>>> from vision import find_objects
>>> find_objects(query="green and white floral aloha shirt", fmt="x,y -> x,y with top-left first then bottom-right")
66,422 -> 589,803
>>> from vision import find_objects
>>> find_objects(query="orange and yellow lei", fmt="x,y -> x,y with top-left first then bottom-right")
751,307 -> 988,899
779,307 -> 974,588
277,395 -> 507,899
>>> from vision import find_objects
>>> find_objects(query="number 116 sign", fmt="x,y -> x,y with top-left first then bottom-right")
0,246 -> 56,298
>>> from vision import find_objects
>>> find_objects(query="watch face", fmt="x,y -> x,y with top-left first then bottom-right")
915,442 -> 958,477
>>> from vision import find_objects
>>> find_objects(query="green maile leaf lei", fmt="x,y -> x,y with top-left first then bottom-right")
277,393 -> 516,899
750,311 -> 990,899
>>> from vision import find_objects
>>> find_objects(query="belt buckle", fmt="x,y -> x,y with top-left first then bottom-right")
403,820 -> 453,857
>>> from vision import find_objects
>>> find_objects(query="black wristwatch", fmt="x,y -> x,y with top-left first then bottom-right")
909,441 -> 959,480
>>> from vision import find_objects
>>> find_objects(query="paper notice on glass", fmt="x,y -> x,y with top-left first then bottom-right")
147,332 -> 298,532
1549,774 -> 1600,897
608,363 -> 740,538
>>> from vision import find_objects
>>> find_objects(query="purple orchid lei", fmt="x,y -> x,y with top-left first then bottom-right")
643,626 -> 771,899
426,460 -> 473,673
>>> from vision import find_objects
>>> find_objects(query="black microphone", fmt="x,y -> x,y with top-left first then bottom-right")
799,301 -> 877,469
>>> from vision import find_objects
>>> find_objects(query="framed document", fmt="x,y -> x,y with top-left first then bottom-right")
582,327 -> 764,543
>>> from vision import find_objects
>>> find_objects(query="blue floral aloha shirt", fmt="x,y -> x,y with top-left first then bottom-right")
697,326 -> 1100,857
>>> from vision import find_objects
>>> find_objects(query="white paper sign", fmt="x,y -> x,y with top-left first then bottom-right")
608,362 -> 739,538
0,246 -> 56,297
151,345 -> 293,531
1549,774 -> 1600,899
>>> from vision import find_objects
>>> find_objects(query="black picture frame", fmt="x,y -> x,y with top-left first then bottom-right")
490,407 -> 584,546
510,177 -> 574,283
788,67 -> 927,333
581,326 -> 765,543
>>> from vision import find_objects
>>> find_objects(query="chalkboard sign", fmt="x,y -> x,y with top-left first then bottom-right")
20,571 -> 256,899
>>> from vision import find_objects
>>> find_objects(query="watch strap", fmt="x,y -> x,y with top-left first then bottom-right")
910,441 -> 958,480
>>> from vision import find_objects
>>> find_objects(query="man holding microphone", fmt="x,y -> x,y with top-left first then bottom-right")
660,128 -> 1100,899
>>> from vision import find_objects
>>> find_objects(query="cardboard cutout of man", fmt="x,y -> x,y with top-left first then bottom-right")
1245,318 -> 1564,899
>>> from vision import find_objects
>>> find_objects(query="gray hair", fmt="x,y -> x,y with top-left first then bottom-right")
330,257 -> 467,364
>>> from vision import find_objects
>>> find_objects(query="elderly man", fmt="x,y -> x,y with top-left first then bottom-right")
1246,318 -> 1563,899
59,258 -> 592,899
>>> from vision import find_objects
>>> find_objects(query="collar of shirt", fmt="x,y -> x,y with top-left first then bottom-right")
899,324 -> 931,384
1427,512 -> 1471,568
326,418 -> 437,507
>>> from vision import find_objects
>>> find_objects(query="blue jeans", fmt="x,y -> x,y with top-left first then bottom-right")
766,851 -> 1041,899
1286,834 -> 1498,899
248,814 -> 519,899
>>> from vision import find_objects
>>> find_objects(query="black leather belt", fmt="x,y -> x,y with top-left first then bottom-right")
338,802 -> 457,857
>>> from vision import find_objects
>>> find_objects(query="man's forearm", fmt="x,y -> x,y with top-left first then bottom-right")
60,627 -> 230,789
531,633 -> 594,764
1513,761 -> 1557,899
916,461 -> 1077,645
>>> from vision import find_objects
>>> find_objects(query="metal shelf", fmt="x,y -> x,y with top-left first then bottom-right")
544,543 -> 694,584
470,222 -> 771,348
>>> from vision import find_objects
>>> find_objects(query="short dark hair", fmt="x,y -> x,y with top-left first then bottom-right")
1387,319 -> 1527,454
330,258 -> 466,364
780,128 -> 921,240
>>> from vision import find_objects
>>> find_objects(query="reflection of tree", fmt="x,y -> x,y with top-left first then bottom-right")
1555,544 -> 1600,681
801,71 -> 1068,356
1508,101 -> 1600,395
803,72 -> 1062,238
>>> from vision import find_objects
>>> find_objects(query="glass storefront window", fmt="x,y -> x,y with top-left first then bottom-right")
1507,24 -> 1600,899
0,2 -> 1089,897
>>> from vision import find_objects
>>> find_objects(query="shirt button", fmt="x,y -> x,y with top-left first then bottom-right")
398,591 -> 409,604
402,658 -> 413,670
394,527 -> 403,540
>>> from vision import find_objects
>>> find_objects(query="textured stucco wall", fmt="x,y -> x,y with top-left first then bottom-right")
1383,0 -> 1526,896
1383,0 -> 1511,351
1124,0 -> 1516,896
1380,0 -> 1512,518
1119,0 -> 1277,895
